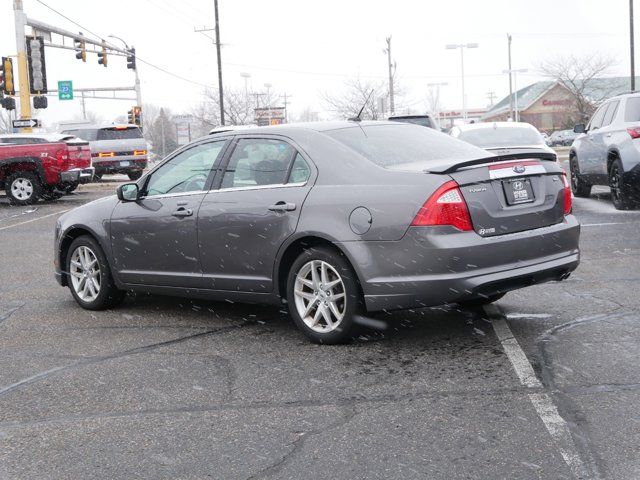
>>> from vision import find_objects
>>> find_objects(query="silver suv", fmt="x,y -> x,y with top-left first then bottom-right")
60,124 -> 148,181
570,93 -> 640,209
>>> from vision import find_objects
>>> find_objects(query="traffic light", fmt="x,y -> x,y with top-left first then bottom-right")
26,36 -> 47,94
33,95 -> 48,109
1,96 -> 16,111
97,40 -> 107,67
128,106 -> 142,126
74,34 -> 86,62
1,57 -> 15,95
126,47 -> 136,70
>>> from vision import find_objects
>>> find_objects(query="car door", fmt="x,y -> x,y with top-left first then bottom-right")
580,103 -> 608,175
110,139 -> 228,288
197,136 -> 316,293
593,100 -> 619,176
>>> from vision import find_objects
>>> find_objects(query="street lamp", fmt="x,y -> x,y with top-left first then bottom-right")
240,72 -> 251,121
427,82 -> 448,128
446,43 -> 478,121
264,82 -> 272,125
503,68 -> 528,122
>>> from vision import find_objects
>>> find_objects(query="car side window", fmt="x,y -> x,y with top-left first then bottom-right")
143,141 -> 225,197
221,138 -> 296,189
589,104 -> 608,130
602,100 -> 619,127
288,153 -> 311,183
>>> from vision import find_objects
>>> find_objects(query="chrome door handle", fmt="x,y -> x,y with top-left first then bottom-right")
268,201 -> 296,212
172,207 -> 193,217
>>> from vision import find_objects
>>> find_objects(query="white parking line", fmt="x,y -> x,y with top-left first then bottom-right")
581,222 -> 627,227
0,209 -> 69,231
484,305 -> 588,478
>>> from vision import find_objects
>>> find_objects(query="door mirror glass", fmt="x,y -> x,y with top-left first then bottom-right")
573,124 -> 586,134
117,183 -> 139,202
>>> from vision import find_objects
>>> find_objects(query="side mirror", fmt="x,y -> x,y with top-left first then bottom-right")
117,183 -> 139,202
573,124 -> 586,134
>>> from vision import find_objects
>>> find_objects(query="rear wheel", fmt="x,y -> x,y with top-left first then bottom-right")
569,156 -> 592,198
287,247 -> 362,344
93,174 -> 103,182
64,182 -> 79,193
66,235 -> 125,310
5,171 -> 41,205
609,159 -> 636,210
41,187 -> 64,201
127,171 -> 143,181
457,292 -> 506,309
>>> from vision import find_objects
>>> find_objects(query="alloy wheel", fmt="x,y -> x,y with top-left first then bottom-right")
610,165 -> 621,202
10,178 -> 34,201
293,260 -> 346,333
69,246 -> 101,302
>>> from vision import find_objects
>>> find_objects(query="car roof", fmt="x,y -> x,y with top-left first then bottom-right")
207,120 -> 404,138
454,121 -> 538,132
61,123 -> 140,130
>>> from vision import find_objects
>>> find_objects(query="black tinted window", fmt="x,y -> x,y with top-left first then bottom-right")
389,117 -> 435,128
457,126 -> 544,147
602,101 -> 619,126
589,105 -> 607,129
326,124 -> 488,168
624,97 -> 640,122
97,127 -> 142,141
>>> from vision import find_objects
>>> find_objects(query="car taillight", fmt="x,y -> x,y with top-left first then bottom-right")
561,172 -> 572,215
628,127 -> 640,139
55,149 -> 67,167
98,152 -> 115,158
412,180 -> 473,231
133,149 -> 147,156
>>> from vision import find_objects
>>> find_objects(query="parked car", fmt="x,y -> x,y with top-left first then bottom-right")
54,121 -> 579,344
450,121 -> 557,162
388,114 -> 439,130
549,129 -> 578,147
0,133 -> 94,193
0,136 -> 92,204
60,124 -> 148,181
541,132 -> 552,146
570,93 -> 640,209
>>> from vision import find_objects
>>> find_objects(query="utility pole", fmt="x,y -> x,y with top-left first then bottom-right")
385,37 -> 395,115
81,91 -> 87,119
13,0 -> 32,131
282,92 -> 291,123
446,43 -> 478,121
214,0 -> 224,126
486,91 -> 496,106
240,72 -> 250,121
264,83 -> 272,125
507,34 -> 514,120
631,0 -> 636,90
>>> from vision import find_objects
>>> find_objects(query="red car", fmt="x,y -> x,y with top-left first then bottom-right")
0,134 -> 93,205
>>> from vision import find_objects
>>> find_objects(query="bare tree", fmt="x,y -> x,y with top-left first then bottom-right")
321,77 -> 386,120
539,54 -> 618,122
191,86 -> 257,134
292,106 -> 321,123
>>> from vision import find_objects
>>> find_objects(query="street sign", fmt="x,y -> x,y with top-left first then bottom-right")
12,118 -> 40,128
58,80 -> 73,100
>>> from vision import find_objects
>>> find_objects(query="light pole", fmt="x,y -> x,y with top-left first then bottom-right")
108,34 -> 142,126
264,82 -> 272,125
240,72 -> 251,122
503,68 -> 528,122
427,82 -> 447,128
445,43 -> 478,121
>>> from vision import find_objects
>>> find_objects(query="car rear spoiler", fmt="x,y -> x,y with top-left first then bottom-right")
425,150 -> 557,174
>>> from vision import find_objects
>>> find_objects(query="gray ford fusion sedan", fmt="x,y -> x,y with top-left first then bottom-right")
54,121 -> 580,343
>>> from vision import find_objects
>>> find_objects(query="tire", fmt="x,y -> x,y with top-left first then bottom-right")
93,174 -> 103,182
64,182 -> 79,193
609,159 -> 636,210
569,156 -> 592,198
457,292 -> 506,309
286,246 -> 362,344
5,171 -> 41,206
127,171 -> 143,181
66,235 -> 125,310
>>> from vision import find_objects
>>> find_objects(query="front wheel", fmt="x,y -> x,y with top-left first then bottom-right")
5,171 -> 41,205
286,247 -> 362,344
609,159 -> 636,210
66,235 -> 125,310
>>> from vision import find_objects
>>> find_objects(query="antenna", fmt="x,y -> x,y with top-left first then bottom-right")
349,89 -> 375,122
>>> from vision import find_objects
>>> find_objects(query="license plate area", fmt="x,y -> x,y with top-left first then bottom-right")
502,177 -> 534,205
120,161 -> 130,167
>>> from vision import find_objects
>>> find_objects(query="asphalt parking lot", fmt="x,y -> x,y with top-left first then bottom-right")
0,166 -> 639,480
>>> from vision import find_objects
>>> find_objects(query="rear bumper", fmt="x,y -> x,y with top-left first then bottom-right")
62,167 -> 94,184
93,157 -> 147,174
338,216 -> 580,312
59,170 -> 80,183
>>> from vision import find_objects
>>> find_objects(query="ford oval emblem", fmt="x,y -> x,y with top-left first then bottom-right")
513,165 -> 526,174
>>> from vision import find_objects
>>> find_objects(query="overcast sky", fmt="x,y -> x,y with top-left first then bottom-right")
0,0 -> 634,127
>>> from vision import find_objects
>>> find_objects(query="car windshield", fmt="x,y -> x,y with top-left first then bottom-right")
325,124 -> 489,168
97,127 -> 143,141
457,126 -> 544,147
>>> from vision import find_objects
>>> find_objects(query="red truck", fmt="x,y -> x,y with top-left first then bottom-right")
0,134 -> 94,205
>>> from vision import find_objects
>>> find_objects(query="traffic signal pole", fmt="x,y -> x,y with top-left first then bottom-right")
13,0 -> 32,131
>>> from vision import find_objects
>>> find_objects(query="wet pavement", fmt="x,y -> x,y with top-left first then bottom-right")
0,169 -> 639,479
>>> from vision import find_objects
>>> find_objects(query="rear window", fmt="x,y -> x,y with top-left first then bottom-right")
97,127 -> 143,141
457,126 -> 544,148
325,124 -> 488,168
624,97 -> 640,122
389,116 -> 435,128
